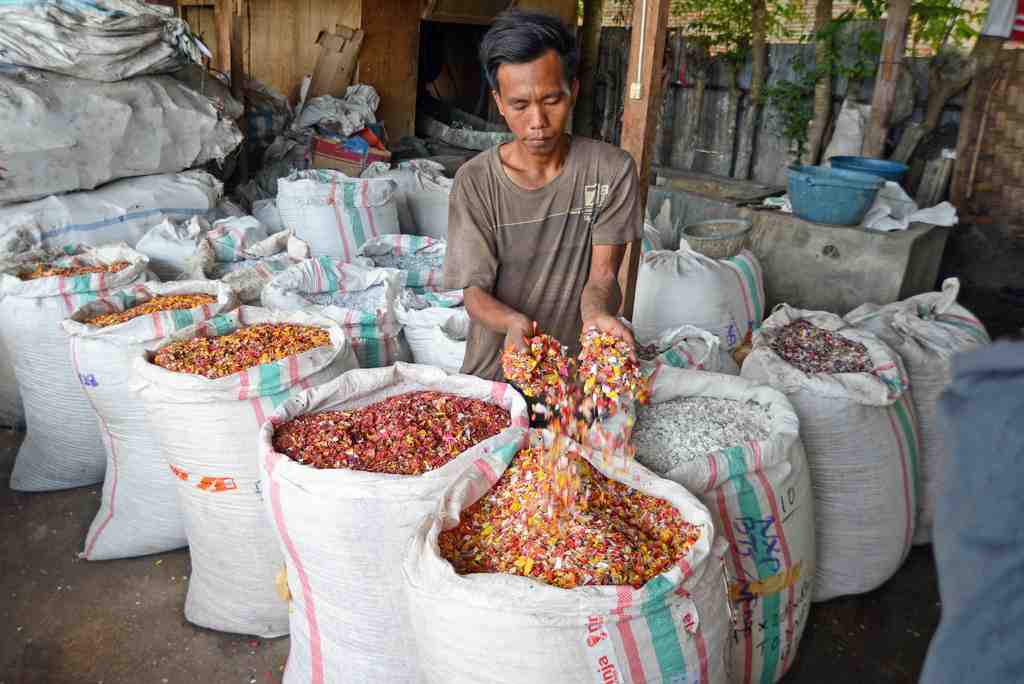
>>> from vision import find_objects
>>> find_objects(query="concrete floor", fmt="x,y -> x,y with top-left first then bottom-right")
0,428 -> 941,684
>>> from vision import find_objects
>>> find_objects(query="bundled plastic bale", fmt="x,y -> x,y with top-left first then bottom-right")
134,306 -> 358,636
741,305 -> 920,601
632,367 -> 815,683
0,245 -> 149,490
276,169 -> 399,259
633,240 -> 765,353
259,363 -> 529,684
395,290 -> 468,373
0,170 -> 222,250
845,278 -> 990,545
188,217 -> 294,303
362,160 -> 453,240
62,281 -> 237,560
262,258 -> 410,368
358,234 -> 446,294
0,0 -> 201,81
0,68 -> 242,206
403,431 -> 732,684
637,324 -> 739,375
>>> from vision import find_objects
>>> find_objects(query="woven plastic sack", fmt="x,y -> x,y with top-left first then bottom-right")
262,258 -> 410,369
0,170 -> 221,250
362,160 -> 453,240
135,216 -> 209,282
741,305 -> 920,601
0,245 -> 149,491
634,242 -> 765,352
637,367 -> 815,683
189,220 -> 294,304
395,289 -> 468,373
259,363 -> 529,684
403,430 -> 732,684
0,68 -> 241,206
845,278 -> 990,545
134,306 -> 358,637
62,281 -> 237,560
638,324 -> 739,375
357,234 -> 446,294
276,169 -> 399,259
0,0 -> 200,81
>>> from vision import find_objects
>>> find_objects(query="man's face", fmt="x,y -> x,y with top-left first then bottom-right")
493,49 -> 578,155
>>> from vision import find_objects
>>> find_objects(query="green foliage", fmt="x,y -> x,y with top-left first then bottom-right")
668,0 -> 802,63
908,0 -> 984,54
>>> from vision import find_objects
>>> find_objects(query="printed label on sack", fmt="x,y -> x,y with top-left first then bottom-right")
169,465 -> 189,481
729,563 -> 802,602
671,596 -> 701,635
78,373 -> 98,387
195,476 -> 238,492
585,614 -> 625,684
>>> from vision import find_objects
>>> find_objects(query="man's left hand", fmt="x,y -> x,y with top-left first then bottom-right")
582,313 -> 637,360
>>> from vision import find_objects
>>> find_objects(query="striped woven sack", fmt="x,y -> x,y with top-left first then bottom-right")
404,429 -> 733,684
742,305 -> 921,602
358,234 -> 446,293
638,324 -> 739,376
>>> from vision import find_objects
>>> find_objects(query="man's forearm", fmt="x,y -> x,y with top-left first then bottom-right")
464,286 -> 530,335
581,274 -> 622,322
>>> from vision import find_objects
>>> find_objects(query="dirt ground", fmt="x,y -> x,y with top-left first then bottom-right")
0,428 -> 940,684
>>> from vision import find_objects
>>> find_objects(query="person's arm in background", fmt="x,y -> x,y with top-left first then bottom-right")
443,169 -> 532,353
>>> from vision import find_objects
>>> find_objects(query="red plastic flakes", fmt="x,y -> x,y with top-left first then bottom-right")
86,294 -> 217,328
273,391 -> 511,475
439,442 -> 702,589
770,319 -> 872,375
152,323 -> 330,379
18,260 -> 130,281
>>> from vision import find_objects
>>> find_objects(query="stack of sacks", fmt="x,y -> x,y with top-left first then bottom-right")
0,244 -> 150,490
362,160 -> 453,240
358,235 -> 446,293
262,258 -> 411,368
395,290 -> 469,373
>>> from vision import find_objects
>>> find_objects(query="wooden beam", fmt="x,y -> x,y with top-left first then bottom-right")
213,0 -> 231,74
574,0 -> 605,137
230,0 -> 247,182
618,0 -> 670,320
862,0 -> 912,157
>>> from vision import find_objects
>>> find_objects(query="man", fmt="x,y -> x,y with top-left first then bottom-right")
443,9 -> 641,381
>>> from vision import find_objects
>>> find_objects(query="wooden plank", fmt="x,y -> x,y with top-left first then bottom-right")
618,0 -> 670,320
360,0 -> 420,138
212,0 -> 230,74
862,0 -> 912,157
178,0 -> 215,7
307,27 -> 364,98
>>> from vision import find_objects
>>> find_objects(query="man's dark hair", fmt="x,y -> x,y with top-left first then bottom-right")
479,9 -> 579,93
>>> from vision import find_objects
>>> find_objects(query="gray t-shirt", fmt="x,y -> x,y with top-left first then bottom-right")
443,136 -> 642,380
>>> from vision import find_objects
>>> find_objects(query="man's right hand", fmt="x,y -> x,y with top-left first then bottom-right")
504,314 -> 534,354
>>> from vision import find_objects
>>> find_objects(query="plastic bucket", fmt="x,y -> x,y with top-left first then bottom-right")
829,156 -> 909,183
786,165 -> 884,226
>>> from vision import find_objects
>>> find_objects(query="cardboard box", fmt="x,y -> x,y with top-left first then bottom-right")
311,135 -> 391,176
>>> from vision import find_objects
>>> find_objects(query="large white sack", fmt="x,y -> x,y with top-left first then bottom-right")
638,323 -> 739,375
362,160 -> 453,240
62,281 -> 237,560
0,171 -> 222,250
135,216 -> 210,282
188,218 -> 294,304
403,430 -> 732,684
845,278 -> 990,545
634,242 -> 766,352
741,305 -> 920,601
259,363 -> 529,684
0,0 -> 200,82
636,367 -> 815,683
0,68 -> 241,206
277,170 -> 399,259
0,245 -> 149,491
263,258 -> 410,369
134,306 -> 358,637
395,289 -> 467,373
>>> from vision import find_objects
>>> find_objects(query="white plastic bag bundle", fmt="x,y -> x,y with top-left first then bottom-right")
822,99 -> 871,164
134,306 -> 358,637
0,171 -> 222,250
259,363 -> 529,684
262,258 -> 410,369
189,218 -> 294,304
276,170 -> 399,259
135,216 -> 210,282
0,245 -> 149,491
636,367 -> 815,683
741,306 -> 920,601
0,0 -> 200,81
362,160 -> 453,240
845,278 -> 990,545
62,281 -> 237,560
403,430 -> 731,684
395,290 -> 468,373
638,324 -> 739,375
0,68 -> 242,206
634,242 -> 766,352
357,234 -> 446,293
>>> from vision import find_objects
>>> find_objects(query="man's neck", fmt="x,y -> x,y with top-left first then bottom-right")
498,134 -> 571,191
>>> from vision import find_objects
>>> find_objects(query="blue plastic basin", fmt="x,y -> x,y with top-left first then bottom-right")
786,165 -> 884,226
829,156 -> 908,183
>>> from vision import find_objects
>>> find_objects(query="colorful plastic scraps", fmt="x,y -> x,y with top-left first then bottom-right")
18,259 -> 130,281
272,391 -> 511,475
769,319 -> 872,375
85,294 -> 218,328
